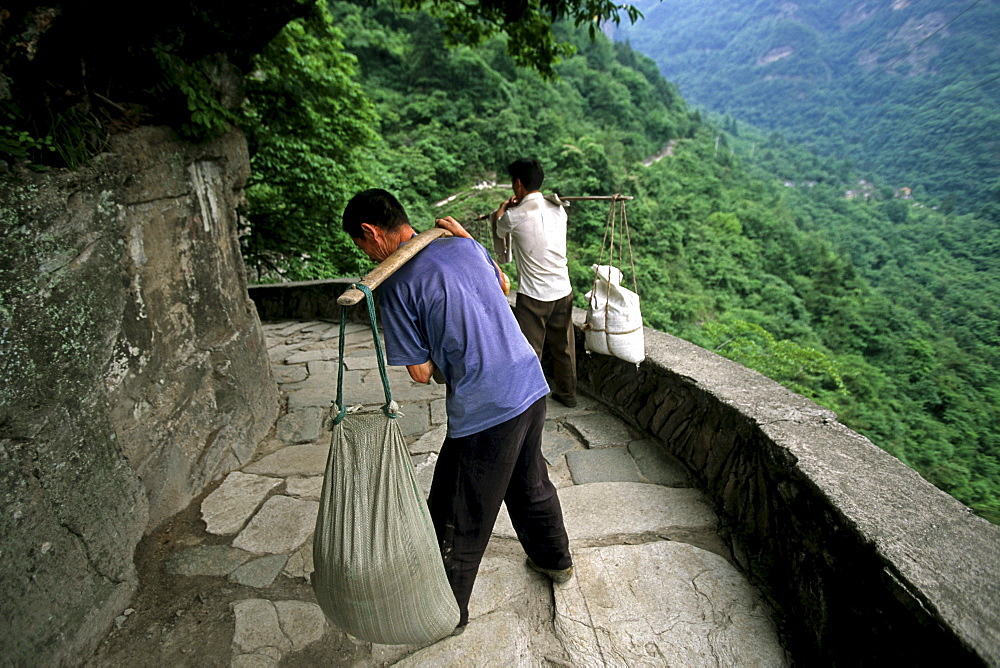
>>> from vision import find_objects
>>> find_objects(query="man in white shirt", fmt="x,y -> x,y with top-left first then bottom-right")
493,159 -> 577,407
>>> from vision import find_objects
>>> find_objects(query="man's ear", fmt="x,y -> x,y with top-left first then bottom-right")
359,222 -> 378,239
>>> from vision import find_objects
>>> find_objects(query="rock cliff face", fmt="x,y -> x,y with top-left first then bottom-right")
0,126 -> 278,662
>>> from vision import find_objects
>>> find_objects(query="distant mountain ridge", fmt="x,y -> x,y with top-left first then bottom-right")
610,0 -> 1000,212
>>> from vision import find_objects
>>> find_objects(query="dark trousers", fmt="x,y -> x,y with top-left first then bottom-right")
513,292 -> 577,403
427,396 -> 571,625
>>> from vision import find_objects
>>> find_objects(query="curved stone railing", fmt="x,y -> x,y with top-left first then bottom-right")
249,280 -> 1000,665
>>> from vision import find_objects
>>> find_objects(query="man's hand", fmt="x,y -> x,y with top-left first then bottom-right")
407,360 -> 435,384
435,216 -> 472,239
495,195 -> 518,219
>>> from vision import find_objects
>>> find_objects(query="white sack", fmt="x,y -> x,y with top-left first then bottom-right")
585,263 -> 645,364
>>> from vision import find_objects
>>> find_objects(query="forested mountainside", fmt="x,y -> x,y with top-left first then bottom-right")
609,0 -> 1000,214
232,2 -> 998,521
3,2 -> 994,518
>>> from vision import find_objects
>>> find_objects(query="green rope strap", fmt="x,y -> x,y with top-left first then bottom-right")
331,283 -> 398,425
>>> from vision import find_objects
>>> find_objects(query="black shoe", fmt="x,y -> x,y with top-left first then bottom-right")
526,557 -> 574,584
451,623 -> 467,636
552,395 -> 577,408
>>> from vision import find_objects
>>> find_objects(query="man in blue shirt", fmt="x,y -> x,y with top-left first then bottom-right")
342,189 -> 573,633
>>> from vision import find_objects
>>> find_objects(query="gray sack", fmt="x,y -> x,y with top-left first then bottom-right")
312,289 -> 459,645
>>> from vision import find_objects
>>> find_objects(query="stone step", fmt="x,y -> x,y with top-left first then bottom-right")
494,482 -> 720,551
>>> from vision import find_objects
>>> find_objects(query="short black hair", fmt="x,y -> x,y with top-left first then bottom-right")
507,158 -> 544,192
341,189 -> 410,239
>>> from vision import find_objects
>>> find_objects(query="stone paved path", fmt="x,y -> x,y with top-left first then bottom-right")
93,319 -> 788,666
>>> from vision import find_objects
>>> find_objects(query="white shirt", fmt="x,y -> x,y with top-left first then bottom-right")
496,192 -> 572,302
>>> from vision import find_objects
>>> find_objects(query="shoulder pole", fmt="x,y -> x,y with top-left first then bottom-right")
337,228 -> 452,306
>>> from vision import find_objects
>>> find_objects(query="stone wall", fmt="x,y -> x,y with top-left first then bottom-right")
0,126 -> 278,663
248,281 -> 1000,664
249,278 -> 368,324
575,313 -> 1000,665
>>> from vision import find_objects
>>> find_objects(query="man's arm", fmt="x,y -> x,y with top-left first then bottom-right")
434,216 -> 473,239
435,216 -> 509,294
493,196 -> 518,236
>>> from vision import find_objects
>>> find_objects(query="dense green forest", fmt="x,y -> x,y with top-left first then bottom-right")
233,1 -> 999,522
2,1 -> 994,520
610,0 -> 1000,215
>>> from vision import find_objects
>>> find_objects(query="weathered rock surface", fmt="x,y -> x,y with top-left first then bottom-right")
201,471 -> 282,536
0,126 -> 276,664
244,443 -> 329,477
276,406 -> 324,444
165,545 -> 253,577
554,541 -> 787,666
232,495 -> 319,555
566,447 -> 642,483
494,482 -> 718,547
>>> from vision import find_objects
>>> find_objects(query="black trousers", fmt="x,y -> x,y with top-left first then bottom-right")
513,292 -> 577,403
427,396 -> 571,625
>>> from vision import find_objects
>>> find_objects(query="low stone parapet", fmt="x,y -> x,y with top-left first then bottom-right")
575,310 -> 1000,665
249,278 -> 368,323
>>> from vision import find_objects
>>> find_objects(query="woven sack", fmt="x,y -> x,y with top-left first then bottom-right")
312,287 -> 459,645
584,264 -> 645,364
313,410 -> 459,645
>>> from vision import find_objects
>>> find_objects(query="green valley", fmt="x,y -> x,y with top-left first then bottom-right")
610,0 -> 1000,214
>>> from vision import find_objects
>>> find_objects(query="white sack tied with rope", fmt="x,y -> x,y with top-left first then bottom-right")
584,264 -> 645,364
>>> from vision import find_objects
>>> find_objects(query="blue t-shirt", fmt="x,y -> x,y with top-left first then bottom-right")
379,236 -> 549,438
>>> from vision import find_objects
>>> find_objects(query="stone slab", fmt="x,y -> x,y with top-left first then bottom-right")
343,355 -> 379,370
229,554 -> 289,588
430,398 -> 447,425
273,365 -> 307,384
566,447 -> 641,484
268,344 -> 303,365
389,384 -> 447,405
286,349 -> 338,365
554,541 -> 787,666
542,421 -> 585,466
412,453 -> 438,498
201,472 -> 283,536
232,599 -> 292,656
397,403 -> 431,438
286,389 -> 336,411
394,611 -> 535,667
299,322 -> 337,336
285,476 -> 323,500
244,444 -> 329,477
231,649 -> 280,667
272,321 -> 315,338
284,539 -> 315,582
276,406 -> 323,445
493,482 -> 717,544
282,371 -> 350,395
306,360 -> 337,375
410,423 -> 447,455
565,412 -> 633,448
628,439 -> 689,487
165,545 -> 253,577
467,552 -> 551,623
274,601 -> 328,650
232,495 -> 319,555
544,394 -> 600,420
